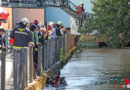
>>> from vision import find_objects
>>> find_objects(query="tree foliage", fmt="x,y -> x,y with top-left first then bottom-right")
79,0 -> 130,48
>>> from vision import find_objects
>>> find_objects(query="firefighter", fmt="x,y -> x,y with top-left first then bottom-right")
37,25 -> 44,43
10,18 -> 33,49
56,21 -> 62,37
76,2 -> 85,15
53,71 -> 61,87
29,23 -> 39,71
0,28 -> 6,48
0,28 -> 6,53
10,18 -> 34,90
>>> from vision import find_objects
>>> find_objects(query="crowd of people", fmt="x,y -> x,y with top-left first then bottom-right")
0,18 -> 68,88
9,18 -> 68,70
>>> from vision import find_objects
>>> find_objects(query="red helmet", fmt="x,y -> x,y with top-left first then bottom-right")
47,25 -> 52,30
33,20 -> 39,25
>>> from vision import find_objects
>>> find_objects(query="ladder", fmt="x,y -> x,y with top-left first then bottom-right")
1,0 -> 86,27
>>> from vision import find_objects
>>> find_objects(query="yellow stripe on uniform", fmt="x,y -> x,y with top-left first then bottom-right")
13,46 -> 24,49
38,36 -> 42,39
35,48 -> 38,51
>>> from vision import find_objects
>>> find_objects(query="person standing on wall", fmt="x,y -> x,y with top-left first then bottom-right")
10,18 -> 34,90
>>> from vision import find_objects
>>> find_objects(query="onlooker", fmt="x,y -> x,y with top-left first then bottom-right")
55,24 -> 61,37
38,26 -> 45,43
60,26 -> 65,35
49,22 -> 56,39
47,25 -> 52,39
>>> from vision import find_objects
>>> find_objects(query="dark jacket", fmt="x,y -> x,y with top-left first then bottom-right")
56,24 -> 61,36
38,31 -> 44,43
0,35 -> 6,47
10,23 -> 32,47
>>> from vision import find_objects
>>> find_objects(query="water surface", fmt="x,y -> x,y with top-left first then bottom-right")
45,48 -> 130,90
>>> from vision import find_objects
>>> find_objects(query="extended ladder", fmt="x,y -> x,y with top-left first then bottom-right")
1,0 -> 86,27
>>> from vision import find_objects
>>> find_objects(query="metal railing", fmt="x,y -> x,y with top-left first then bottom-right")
0,34 -> 75,90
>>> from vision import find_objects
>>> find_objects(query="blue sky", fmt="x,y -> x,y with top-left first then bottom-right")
45,0 -> 93,27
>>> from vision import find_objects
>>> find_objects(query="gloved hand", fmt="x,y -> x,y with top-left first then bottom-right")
28,42 -> 35,47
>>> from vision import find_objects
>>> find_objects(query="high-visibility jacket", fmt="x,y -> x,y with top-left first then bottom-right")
10,24 -> 32,48
38,31 -> 44,43
32,31 -> 39,45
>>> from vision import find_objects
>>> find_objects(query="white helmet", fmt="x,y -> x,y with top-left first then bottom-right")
21,18 -> 29,25
80,2 -> 83,5
0,26 -> 3,29
57,21 -> 62,25
0,7 -> 7,13
49,22 -> 54,26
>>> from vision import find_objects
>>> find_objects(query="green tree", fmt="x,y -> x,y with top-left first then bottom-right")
79,0 -> 130,48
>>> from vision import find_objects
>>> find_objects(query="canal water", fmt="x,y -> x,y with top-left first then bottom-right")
45,48 -> 130,90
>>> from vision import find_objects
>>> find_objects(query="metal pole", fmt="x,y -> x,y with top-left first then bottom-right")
17,49 -> 26,90
1,49 -> 6,90
29,46 -> 33,82
13,50 -> 18,90
38,43 -> 42,76
86,34 -> 88,59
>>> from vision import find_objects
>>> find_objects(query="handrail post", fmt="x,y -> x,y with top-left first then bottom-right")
44,41 -> 47,71
29,46 -> 34,82
1,48 -> 6,90
13,50 -> 18,90
23,47 -> 28,88
38,43 -> 43,76
17,48 -> 26,90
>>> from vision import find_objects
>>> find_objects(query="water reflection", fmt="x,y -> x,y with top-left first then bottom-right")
45,48 -> 130,90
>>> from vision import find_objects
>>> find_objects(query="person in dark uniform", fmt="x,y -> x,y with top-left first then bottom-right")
0,28 -> 6,48
29,23 -> 39,71
37,26 -> 45,43
10,18 -> 33,90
